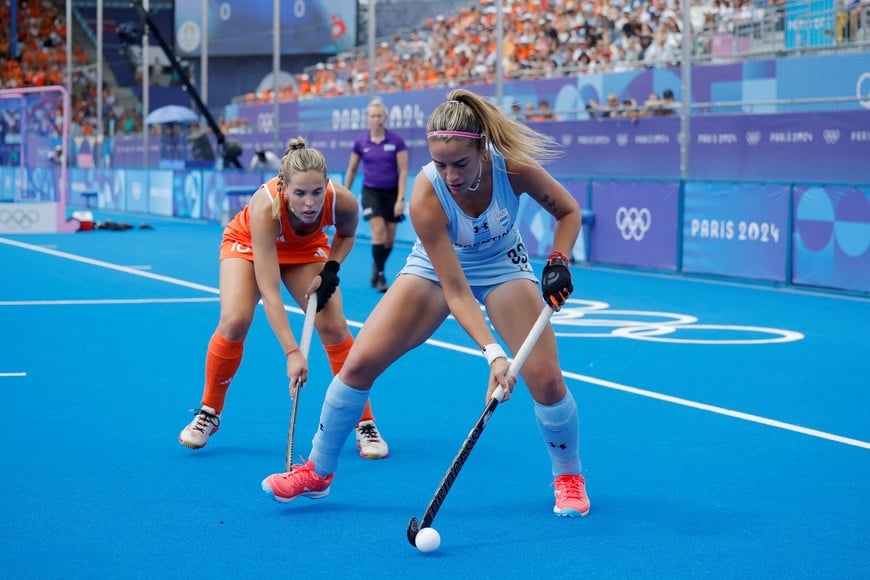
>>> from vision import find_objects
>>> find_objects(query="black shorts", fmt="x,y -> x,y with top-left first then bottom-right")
361,185 -> 403,222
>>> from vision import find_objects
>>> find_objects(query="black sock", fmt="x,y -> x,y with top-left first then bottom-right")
372,244 -> 387,273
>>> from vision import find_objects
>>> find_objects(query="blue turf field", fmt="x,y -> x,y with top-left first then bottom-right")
1,217 -> 868,579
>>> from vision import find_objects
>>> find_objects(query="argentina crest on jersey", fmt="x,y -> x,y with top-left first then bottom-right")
495,207 -> 511,230
482,203 -> 512,242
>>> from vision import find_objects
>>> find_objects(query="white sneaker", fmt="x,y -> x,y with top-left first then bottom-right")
179,405 -> 221,449
355,420 -> 389,459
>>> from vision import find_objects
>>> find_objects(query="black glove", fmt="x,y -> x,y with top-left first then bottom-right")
315,260 -> 340,312
541,253 -> 573,308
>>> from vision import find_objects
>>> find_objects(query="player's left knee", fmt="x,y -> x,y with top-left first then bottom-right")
526,374 -> 565,404
316,316 -> 348,343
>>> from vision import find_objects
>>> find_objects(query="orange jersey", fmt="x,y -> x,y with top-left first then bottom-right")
219,178 -> 337,264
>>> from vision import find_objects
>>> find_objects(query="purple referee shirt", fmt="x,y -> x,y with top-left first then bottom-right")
351,129 -> 407,190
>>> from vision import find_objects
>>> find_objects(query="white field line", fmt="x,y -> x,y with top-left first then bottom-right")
423,338 -> 869,450
3,236 -> 867,450
0,297 -> 219,306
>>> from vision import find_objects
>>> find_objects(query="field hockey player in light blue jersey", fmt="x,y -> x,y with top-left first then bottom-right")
262,88 -> 589,518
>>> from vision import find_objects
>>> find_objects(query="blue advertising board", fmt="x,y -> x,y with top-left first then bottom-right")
514,179 -> 585,259
785,0 -> 836,48
172,170 -> 202,219
682,182 -> 790,282
123,109 -> 869,186
148,170 -> 174,217
792,185 -> 870,292
125,170 -> 150,214
590,180 -> 680,270
201,170 -> 222,222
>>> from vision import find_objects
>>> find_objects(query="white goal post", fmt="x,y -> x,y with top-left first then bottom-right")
0,85 -> 77,233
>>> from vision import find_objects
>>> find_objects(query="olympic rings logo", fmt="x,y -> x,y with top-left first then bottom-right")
549,298 -> 804,345
0,209 -> 40,229
615,207 -> 651,241
475,298 -> 804,345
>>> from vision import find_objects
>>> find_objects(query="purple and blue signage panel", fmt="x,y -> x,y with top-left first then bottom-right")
682,182 -> 790,281
589,180 -> 680,270
113,135 -> 161,168
100,169 -> 125,212
125,170 -> 149,214
69,168 -> 124,211
516,196 -> 556,259
26,167 -> 61,202
221,171 -> 262,216
201,171 -> 222,222
114,116 -> 870,186
550,117 -> 681,179
172,170 -> 202,219
0,167 -> 62,203
0,168 -> 17,201
211,111 -> 870,185
690,112 -> 870,183
515,178 -> 587,259
68,168 -> 93,207
148,170 -> 174,217
793,185 -> 870,293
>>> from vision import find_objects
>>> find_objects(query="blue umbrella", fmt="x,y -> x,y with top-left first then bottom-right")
145,105 -> 200,125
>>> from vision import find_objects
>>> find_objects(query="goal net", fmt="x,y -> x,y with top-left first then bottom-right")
0,85 -> 75,233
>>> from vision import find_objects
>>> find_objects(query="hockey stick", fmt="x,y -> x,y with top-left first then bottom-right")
406,305 -> 555,545
285,294 -> 318,472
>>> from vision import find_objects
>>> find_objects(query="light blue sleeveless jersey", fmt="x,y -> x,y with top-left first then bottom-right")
400,148 -> 537,290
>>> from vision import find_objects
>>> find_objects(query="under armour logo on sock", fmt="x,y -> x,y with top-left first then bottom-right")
549,441 -> 568,450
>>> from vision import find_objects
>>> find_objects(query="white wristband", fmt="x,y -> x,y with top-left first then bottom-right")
482,343 -> 507,366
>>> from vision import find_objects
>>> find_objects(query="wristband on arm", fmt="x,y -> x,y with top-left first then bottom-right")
482,343 -> 507,366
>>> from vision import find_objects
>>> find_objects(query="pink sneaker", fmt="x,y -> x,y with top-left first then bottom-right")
261,460 -> 334,503
553,474 -> 590,517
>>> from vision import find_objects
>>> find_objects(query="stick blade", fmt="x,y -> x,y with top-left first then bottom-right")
406,516 -> 421,546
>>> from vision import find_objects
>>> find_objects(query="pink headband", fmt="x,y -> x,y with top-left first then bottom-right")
426,130 -> 483,139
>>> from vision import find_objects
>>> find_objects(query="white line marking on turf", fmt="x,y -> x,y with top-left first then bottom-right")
0,298 -> 219,306
0,237 -> 220,295
412,342 -> 870,451
1,372 -> 27,377
3,236 -> 867,450
561,370 -> 870,450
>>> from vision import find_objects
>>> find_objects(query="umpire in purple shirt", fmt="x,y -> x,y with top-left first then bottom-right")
344,98 -> 409,292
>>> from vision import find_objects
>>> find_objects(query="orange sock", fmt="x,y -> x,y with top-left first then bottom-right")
201,331 -> 244,414
323,334 -> 375,423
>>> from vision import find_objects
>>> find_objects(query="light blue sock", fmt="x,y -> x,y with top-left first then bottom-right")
308,376 -> 370,477
534,390 -> 582,477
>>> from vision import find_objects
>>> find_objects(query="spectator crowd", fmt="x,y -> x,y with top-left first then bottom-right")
2,0 -> 866,143
241,0 -> 794,108
0,0 -> 141,147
